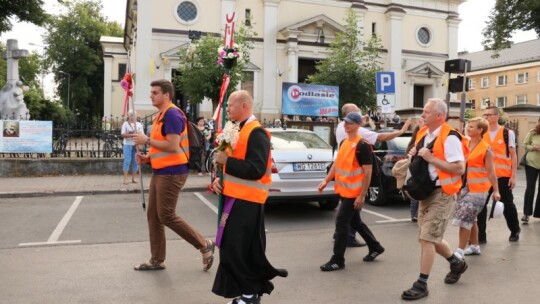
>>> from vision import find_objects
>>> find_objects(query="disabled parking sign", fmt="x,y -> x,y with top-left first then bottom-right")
376,72 -> 396,113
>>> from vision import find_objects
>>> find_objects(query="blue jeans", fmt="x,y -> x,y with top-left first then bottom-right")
123,145 -> 138,173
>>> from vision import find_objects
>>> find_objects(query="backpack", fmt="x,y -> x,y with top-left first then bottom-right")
354,140 -> 381,188
402,135 -> 438,201
502,127 -> 509,157
158,106 -> 204,163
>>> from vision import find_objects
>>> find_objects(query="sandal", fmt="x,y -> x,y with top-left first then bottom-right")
401,281 -> 429,301
200,239 -> 215,271
134,260 -> 166,271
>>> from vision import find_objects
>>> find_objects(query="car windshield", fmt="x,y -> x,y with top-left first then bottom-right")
271,131 -> 331,150
387,137 -> 411,152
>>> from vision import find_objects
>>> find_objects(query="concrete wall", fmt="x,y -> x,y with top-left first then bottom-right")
0,158 -> 151,177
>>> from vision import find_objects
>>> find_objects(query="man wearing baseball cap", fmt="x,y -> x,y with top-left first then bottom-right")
334,103 -> 412,247
318,112 -> 385,271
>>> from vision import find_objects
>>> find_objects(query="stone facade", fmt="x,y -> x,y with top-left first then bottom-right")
102,0 -> 466,120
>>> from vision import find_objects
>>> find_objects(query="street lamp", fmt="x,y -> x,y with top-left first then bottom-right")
59,71 -> 71,111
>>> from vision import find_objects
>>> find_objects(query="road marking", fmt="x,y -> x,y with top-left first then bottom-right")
194,192 -> 218,214
19,196 -> 83,247
19,240 -> 82,247
362,208 -> 396,221
376,219 -> 413,223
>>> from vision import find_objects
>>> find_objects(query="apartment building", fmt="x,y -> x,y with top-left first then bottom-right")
458,39 -> 540,158
458,39 -> 540,113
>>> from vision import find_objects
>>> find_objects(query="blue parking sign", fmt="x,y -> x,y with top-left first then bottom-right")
376,71 -> 395,94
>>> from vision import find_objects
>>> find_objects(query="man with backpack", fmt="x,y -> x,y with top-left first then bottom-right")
335,103 -> 411,247
318,111 -> 385,271
401,98 -> 467,301
131,79 -> 215,272
475,106 -> 520,244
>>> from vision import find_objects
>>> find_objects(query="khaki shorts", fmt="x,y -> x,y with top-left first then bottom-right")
417,188 -> 456,243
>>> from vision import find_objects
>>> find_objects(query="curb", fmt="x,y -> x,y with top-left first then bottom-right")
0,186 -> 209,199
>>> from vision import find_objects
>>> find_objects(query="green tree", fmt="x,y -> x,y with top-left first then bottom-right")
482,0 -> 540,51
175,22 -> 255,110
308,9 -> 382,111
0,0 -> 49,33
43,0 -> 122,119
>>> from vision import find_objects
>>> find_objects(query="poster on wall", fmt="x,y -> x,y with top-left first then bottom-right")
282,82 -> 339,117
1,120 -> 53,153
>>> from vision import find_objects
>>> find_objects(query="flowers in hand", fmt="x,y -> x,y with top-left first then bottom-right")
215,121 -> 240,171
216,121 -> 240,151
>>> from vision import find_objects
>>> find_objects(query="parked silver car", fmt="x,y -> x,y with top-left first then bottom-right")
267,128 -> 339,209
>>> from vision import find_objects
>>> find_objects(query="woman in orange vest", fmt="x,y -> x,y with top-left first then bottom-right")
451,117 -> 500,258
318,112 -> 385,272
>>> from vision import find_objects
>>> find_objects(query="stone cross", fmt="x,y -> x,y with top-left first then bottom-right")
0,39 -> 30,120
5,39 -> 28,83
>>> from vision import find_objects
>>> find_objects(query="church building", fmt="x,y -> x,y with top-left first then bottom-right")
101,0 -> 466,120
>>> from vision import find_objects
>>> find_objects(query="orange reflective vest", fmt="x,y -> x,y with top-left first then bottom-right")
466,140 -> 491,193
334,134 -> 366,199
149,103 -> 189,169
482,127 -> 512,177
415,123 -> 467,195
222,121 -> 272,204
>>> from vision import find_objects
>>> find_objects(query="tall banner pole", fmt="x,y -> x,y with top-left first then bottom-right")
217,12 -> 236,225
122,50 -> 146,211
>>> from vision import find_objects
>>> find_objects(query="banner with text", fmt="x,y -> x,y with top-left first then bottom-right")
1,120 -> 53,153
281,82 -> 339,117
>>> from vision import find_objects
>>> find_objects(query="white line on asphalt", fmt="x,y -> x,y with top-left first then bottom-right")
19,240 -> 82,247
19,197 -> 84,247
362,208 -> 396,221
376,219 -> 413,223
47,196 -> 84,243
194,192 -> 218,214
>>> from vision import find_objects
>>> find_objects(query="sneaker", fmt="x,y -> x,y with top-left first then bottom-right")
320,261 -> 345,271
411,217 -> 418,223
521,215 -> 529,223
454,249 -> 464,260
363,247 -> 385,262
444,259 -> 468,284
229,294 -> 261,304
509,228 -> 520,242
463,246 -> 481,256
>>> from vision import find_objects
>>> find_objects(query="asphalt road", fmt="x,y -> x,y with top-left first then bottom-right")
1,176 -> 537,304
0,192 -> 413,250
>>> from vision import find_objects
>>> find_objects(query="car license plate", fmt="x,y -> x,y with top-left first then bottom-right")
293,162 -> 326,172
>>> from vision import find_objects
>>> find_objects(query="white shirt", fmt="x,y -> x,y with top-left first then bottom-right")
422,125 -> 465,183
121,121 -> 143,145
335,121 -> 378,147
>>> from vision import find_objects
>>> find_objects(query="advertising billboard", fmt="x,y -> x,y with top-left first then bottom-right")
281,82 -> 339,117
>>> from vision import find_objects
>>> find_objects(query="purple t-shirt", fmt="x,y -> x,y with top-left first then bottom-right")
153,108 -> 189,175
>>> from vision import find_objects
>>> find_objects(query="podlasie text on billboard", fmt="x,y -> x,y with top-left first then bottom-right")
282,82 -> 339,117
1,120 -> 53,153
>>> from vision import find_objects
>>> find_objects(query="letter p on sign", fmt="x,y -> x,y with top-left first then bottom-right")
376,71 -> 395,94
